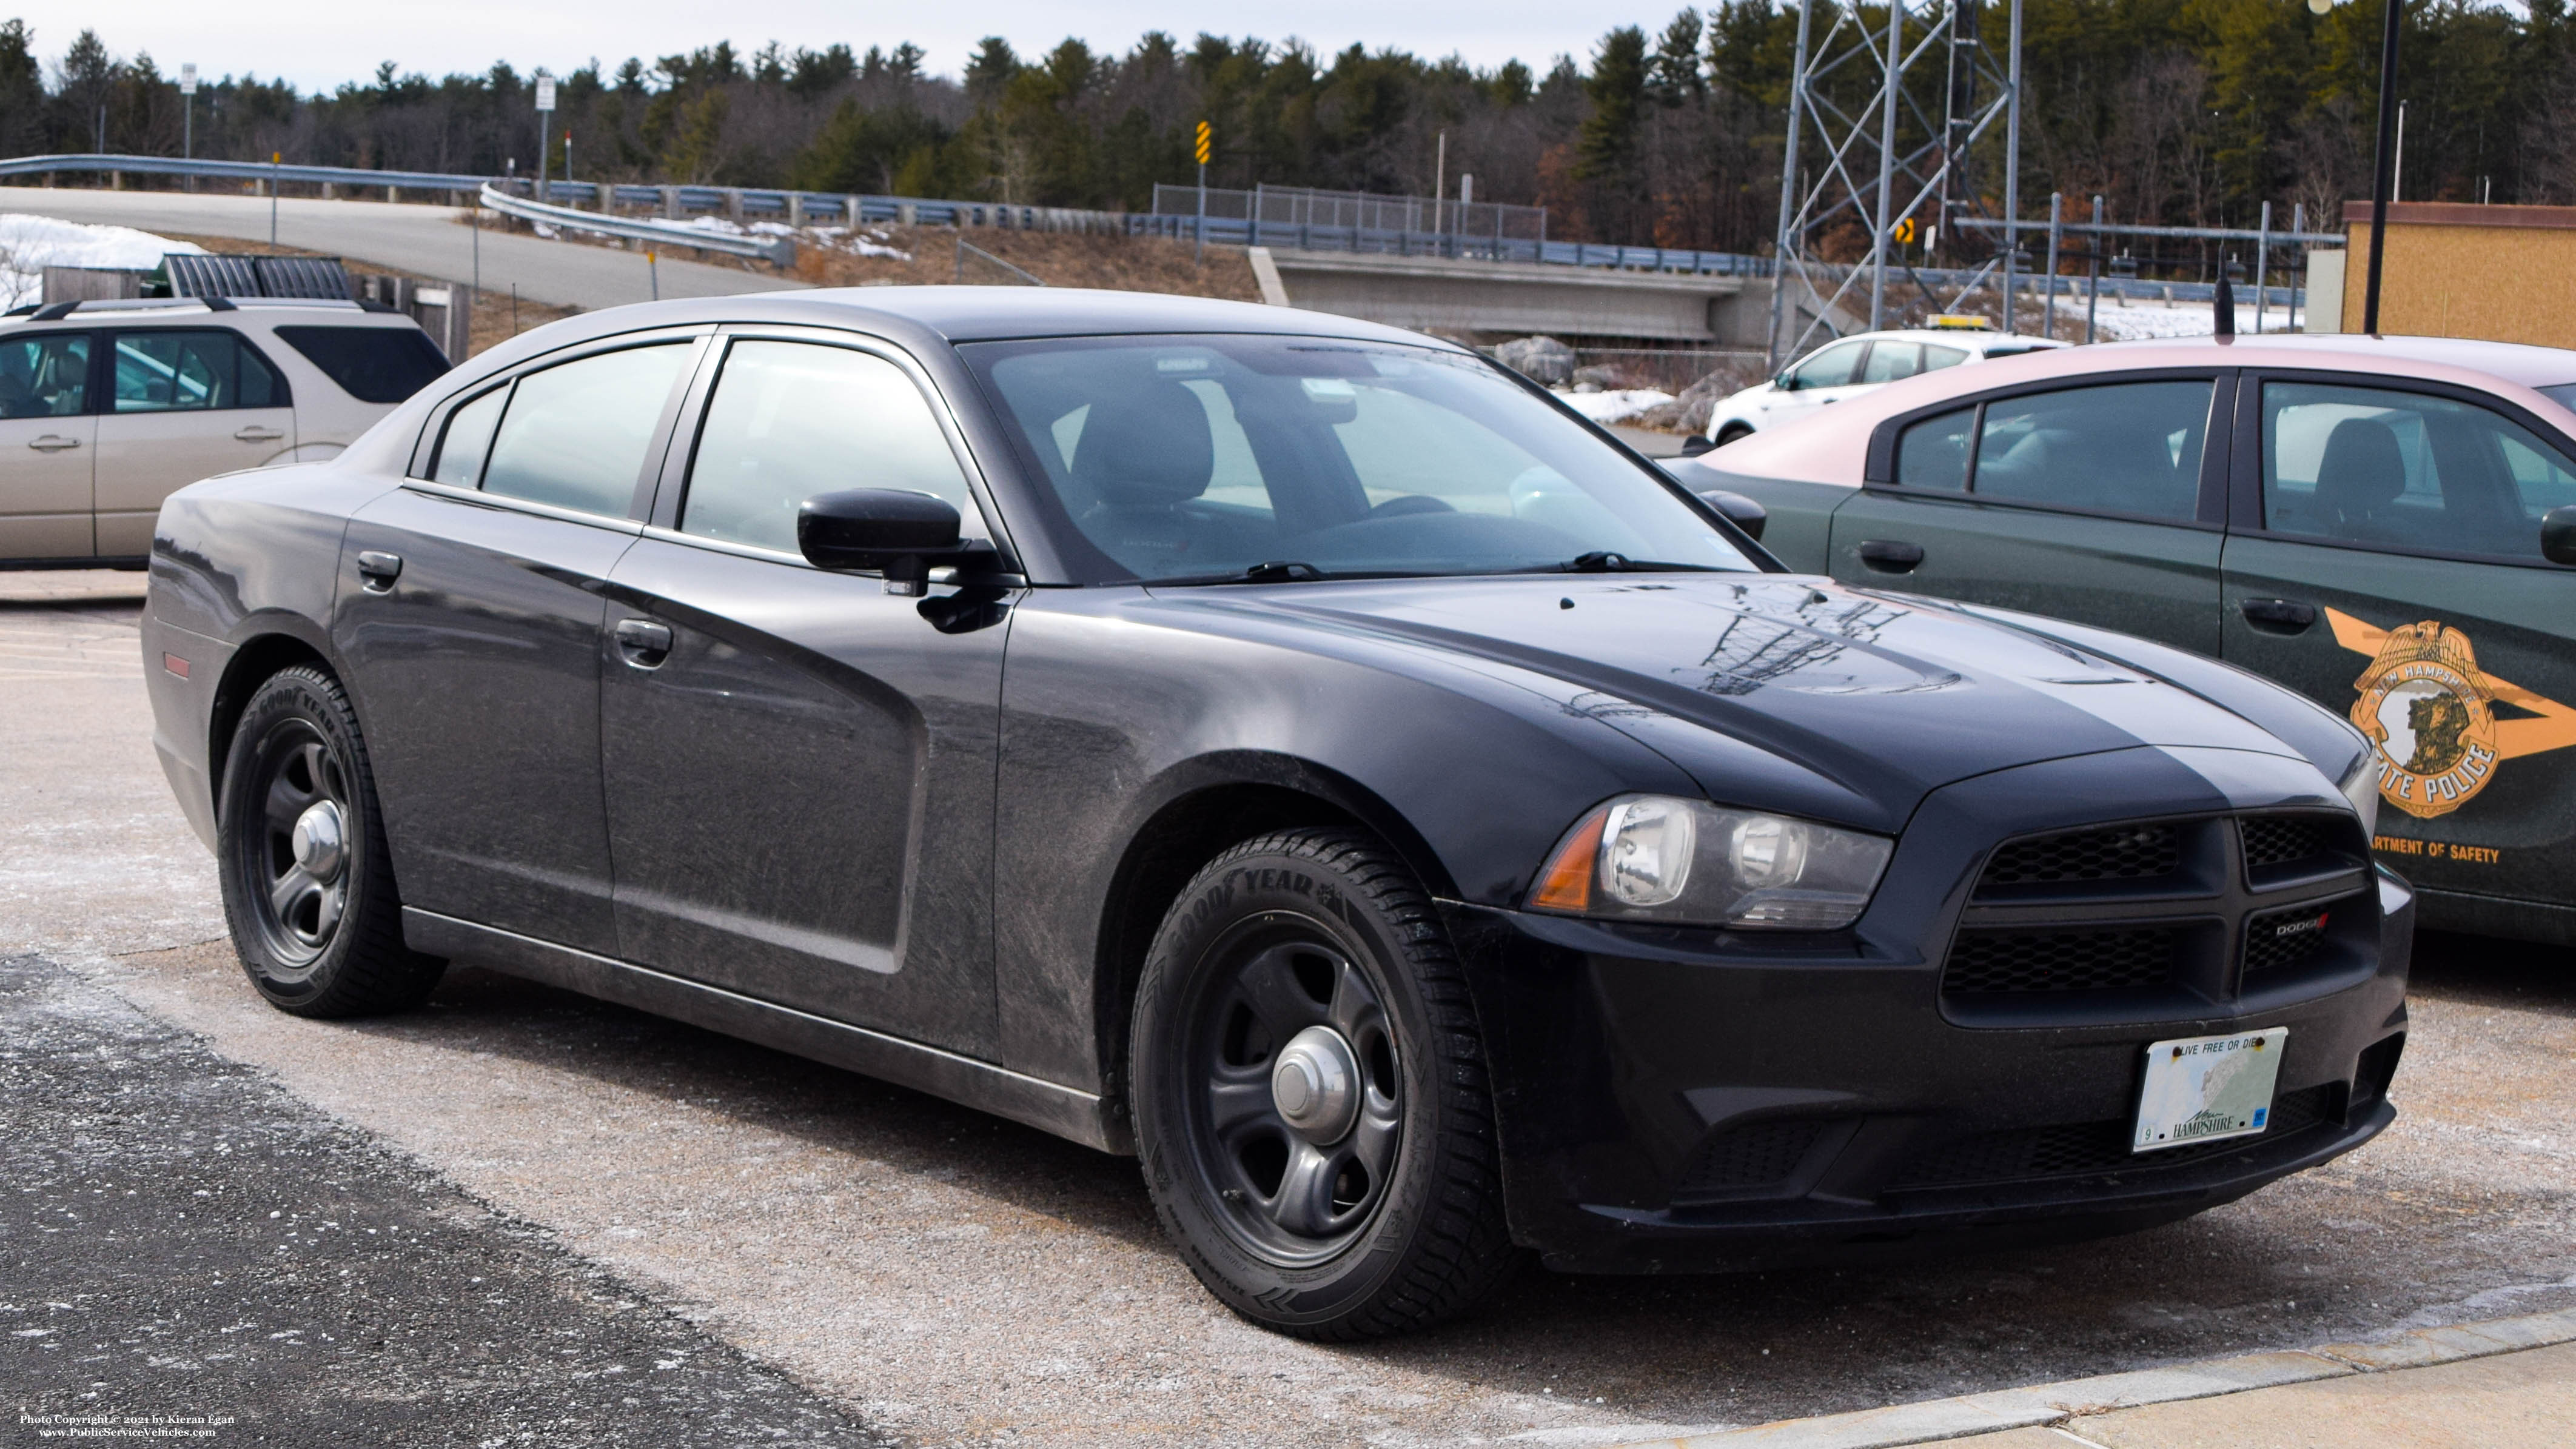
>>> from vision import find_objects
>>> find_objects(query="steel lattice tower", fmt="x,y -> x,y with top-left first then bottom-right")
1766,0 -> 2024,369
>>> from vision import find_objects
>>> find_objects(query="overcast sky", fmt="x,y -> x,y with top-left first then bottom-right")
30,1 -> 1679,91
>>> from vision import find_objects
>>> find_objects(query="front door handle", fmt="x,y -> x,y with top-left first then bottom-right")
1856,539 -> 1925,574
613,617 -> 674,669
26,434 -> 80,452
355,550 -> 403,591
234,425 -> 286,443
2239,598 -> 2317,633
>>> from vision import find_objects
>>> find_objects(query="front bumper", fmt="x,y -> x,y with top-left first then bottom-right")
1449,749 -> 2414,1274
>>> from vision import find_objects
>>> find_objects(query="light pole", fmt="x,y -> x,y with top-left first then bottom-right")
2313,0 -> 2403,335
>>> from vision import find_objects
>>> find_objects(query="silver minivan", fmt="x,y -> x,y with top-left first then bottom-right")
0,296 -> 449,565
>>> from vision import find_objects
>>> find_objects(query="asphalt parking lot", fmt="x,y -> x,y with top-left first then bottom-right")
4,569 -> 2571,1447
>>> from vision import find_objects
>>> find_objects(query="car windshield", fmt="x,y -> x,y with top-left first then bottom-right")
962,333 -> 1759,583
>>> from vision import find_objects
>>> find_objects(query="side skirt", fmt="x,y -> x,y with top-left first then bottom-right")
401,908 -> 1131,1154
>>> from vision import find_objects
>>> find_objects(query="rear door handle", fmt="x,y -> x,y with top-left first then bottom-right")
26,434 -> 80,452
1856,539 -> 1925,573
355,550 -> 403,591
2239,598 -> 2317,633
234,425 -> 286,442
613,617 -> 674,668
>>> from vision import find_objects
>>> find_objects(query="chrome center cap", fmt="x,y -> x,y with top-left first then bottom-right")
1272,1025 -> 1361,1144
291,800 -> 346,880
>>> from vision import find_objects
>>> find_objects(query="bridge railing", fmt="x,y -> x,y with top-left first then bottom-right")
4,153 -> 1776,278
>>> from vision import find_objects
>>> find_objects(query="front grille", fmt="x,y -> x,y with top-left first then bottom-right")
1978,823 -> 2181,892
2243,899 -> 2341,975
1890,1083 -> 2338,1189
1674,1119 -> 1825,1200
1943,927 -> 2176,995
2242,815 -> 2336,872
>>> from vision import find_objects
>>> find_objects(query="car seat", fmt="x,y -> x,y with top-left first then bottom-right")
2312,417 -> 2409,542
1071,380 -> 1216,570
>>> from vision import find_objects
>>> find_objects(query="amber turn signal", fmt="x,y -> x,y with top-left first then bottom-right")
1529,806 -> 1607,912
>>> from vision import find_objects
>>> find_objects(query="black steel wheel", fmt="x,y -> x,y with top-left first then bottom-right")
1131,828 -> 1521,1339
216,664 -> 442,1017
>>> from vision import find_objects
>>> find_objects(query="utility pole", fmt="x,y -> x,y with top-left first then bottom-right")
1434,130 -> 1447,243
534,72 -> 557,204
1193,120 -> 1212,266
2084,194 -> 2103,344
2361,0 -> 2401,335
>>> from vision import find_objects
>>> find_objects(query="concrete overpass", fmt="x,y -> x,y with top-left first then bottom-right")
1249,247 -> 1779,346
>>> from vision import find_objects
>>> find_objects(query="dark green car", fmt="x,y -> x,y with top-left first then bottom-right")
1685,333 -> 2576,946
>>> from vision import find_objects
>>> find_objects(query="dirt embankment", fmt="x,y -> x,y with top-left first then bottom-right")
791,224 -> 1259,302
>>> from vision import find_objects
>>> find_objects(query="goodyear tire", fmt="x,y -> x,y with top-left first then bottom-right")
215,664 -> 443,1017
1130,828 -> 1521,1339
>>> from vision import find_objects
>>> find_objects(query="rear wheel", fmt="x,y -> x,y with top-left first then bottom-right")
216,665 -> 442,1017
1130,829 -> 1521,1339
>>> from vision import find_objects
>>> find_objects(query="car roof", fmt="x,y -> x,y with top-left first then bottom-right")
0,296 -> 415,329
1799,327 -> 2067,352
1711,332 -> 2576,484
486,286 -> 1457,352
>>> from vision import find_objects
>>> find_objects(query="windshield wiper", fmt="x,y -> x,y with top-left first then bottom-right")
1236,560 -> 1329,583
1551,552 -> 1731,574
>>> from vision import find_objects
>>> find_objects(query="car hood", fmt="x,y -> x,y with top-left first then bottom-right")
1216,574 -> 2307,831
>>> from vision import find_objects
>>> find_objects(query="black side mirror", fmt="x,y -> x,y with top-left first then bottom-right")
1698,488 -> 1767,541
799,488 -> 974,594
1679,434 -> 1718,458
2545,506 -> 2576,566
1774,373 -> 1797,393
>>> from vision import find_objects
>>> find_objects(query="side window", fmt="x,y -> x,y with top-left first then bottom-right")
480,343 -> 693,516
1894,406 -> 1973,490
111,330 -> 287,412
1971,380 -> 2212,520
429,385 -> 509,487
681,340 -> 979,554
1922,344 -> 1968,372
1860,341 -> 1924,384
2262,381 -> 2575,560
1786,340 -> 1865,391
0,333 -> 89,418
272,325 -> 451,403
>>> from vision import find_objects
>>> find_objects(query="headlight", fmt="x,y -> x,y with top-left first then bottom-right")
2337,751 -> 2382,842
1531,795 -> 1894,930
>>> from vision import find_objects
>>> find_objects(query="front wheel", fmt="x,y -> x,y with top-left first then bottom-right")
1712,421 -> 1754,447
216,664 -> 443,1017
1130,829 -> 1521,1339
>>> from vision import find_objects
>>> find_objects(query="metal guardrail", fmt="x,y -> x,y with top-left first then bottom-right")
1125,212 -> 1774,278
5,152 -> 1776,279
477,184 -> 794,267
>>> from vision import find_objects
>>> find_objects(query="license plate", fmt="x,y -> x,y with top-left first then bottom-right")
2133,1028 -> 2287,1153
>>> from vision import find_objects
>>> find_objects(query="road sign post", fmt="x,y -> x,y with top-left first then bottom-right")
1193,121 -> 1212,266
534,74 -> 557,205
179,65 -> 197,172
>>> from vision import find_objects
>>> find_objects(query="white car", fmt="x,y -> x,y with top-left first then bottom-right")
1,296 -> 450,566
1702,325 -> 2067,448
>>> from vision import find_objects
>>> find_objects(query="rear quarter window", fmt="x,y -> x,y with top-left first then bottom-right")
272,324 -> 451,404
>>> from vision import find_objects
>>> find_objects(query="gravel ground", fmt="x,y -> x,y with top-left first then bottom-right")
1,952 -> 882,1447
3,570 -> 2570,1448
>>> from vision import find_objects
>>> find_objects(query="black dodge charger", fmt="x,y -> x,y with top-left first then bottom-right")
142,289 -> 2410,1339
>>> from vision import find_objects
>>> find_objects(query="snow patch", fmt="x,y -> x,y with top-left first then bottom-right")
1552,388 -> 1677,425
2087,300 -> 2298,341
0,214 -> 204,307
